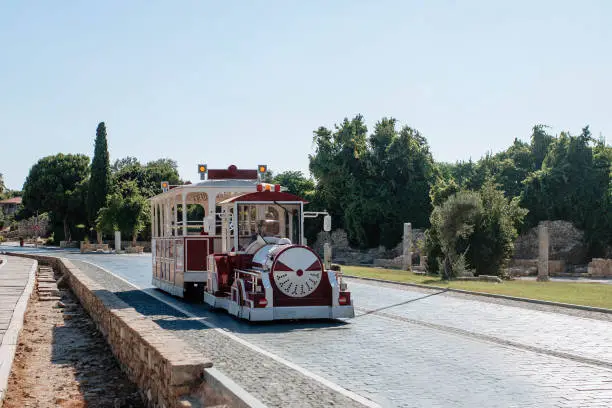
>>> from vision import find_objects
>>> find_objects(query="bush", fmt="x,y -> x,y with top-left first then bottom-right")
425,180 -> 527,278
467,181 -> 527,276
429,190 -> 482,279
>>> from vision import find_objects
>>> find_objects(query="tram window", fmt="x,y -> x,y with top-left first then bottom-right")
238,205 -> 258,237
263,206 -> 280,236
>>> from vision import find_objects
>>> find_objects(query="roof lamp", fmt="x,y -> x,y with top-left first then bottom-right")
198,164 -> 208,180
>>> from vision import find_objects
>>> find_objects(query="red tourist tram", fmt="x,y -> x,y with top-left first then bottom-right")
150,164 -> 354,321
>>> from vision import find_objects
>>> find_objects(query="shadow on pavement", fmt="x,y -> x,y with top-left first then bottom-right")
96,287 -> 349,334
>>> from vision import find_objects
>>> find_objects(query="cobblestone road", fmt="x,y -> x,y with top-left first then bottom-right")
5,249 -> 612,408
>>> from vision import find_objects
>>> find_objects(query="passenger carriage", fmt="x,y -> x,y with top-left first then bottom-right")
150,164 -> 354,321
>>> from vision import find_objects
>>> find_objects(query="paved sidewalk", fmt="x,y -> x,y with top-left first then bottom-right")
0,255 -> 37,403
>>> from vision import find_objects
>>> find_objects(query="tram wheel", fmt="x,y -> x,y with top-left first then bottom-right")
183,282 -> 204,303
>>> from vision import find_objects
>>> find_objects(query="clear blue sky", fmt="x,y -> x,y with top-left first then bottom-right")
1,1 -> 610,190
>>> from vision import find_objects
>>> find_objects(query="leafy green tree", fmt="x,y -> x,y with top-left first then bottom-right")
96,180 -> 149,245
109,157 -> 179,241
310,116 -> 369,246
310,115 -> 434,248
273,171 -> 315,200
111,156 -> 139,172
382,126 -> 434,244
530,124 -> 554,170
429,176 -> 460,207
521,127 -> 611,256
0,172 -> 5,194
112,157 -> 181,198
491,140 -> 535,197
22,154 -> 90,241
88,122 -> 111,235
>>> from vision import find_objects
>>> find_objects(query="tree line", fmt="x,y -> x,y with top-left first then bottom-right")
18,122 -> 181,244
11,116 -> 612,276
301,116 -> 611,277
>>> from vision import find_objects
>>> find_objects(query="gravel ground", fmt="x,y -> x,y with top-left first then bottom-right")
3,270 -> 144,408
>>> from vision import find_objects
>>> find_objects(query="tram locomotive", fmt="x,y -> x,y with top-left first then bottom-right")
150,164 -> 354,321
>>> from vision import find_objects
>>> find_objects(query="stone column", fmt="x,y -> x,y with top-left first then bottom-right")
420,255 -> 427,268
115,230 -> 122,253
403,222 -> 412,271
323,242 -> 332,270
537,222 -> 550,282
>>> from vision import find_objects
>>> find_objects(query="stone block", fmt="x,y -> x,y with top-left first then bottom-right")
548,260 -> 566,275
80,242 -> 111,253
588,258 -> 612,277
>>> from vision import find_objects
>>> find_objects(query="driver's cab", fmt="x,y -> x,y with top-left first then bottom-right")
217,190 -> 306,255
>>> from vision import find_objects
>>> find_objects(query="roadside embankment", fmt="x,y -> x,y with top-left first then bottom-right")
3,264 -> 144,408
9,253 -> 253,408
0,255 -> 36,407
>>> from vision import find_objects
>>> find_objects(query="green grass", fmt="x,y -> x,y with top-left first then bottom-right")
342,265 -> 612,310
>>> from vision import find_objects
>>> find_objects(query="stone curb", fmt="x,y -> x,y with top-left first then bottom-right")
345,275 -> 612,315
0,256 -> 38,407
203,367 -> 268,408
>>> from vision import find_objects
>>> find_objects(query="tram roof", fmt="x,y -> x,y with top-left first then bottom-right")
219,191 -> 308,204
150,179 -> 259,201
191,179 -> 259,188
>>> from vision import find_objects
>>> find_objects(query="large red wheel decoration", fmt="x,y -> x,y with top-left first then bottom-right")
272,246 -> 323,297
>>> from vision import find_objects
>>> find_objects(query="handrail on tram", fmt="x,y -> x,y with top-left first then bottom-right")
234,268 -> 262,294
234,268 -> 261,277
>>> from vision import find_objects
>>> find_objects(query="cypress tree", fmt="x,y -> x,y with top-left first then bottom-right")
87,122 -> 111,231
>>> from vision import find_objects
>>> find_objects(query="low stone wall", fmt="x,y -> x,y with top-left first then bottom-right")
513,220 -> 587,264
312,228 -> 425,266
373,257 -> 403,269
508,259 -> 565,276
455,275 -> 503,283
588,259 -> 612,277
59,241 -> 79,248
80,242 -> 110,253
103,240 -> 152,252
11,254 -> 215,408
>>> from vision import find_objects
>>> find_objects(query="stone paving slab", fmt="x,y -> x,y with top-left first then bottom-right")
7,249 -> 612,407
0,255 -> 37,404
349,281 -> 612,367
61,255 -> 612,408
69,259 -> 366,408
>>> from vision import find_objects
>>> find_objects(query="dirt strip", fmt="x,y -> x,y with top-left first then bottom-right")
3,266 -> 144,408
